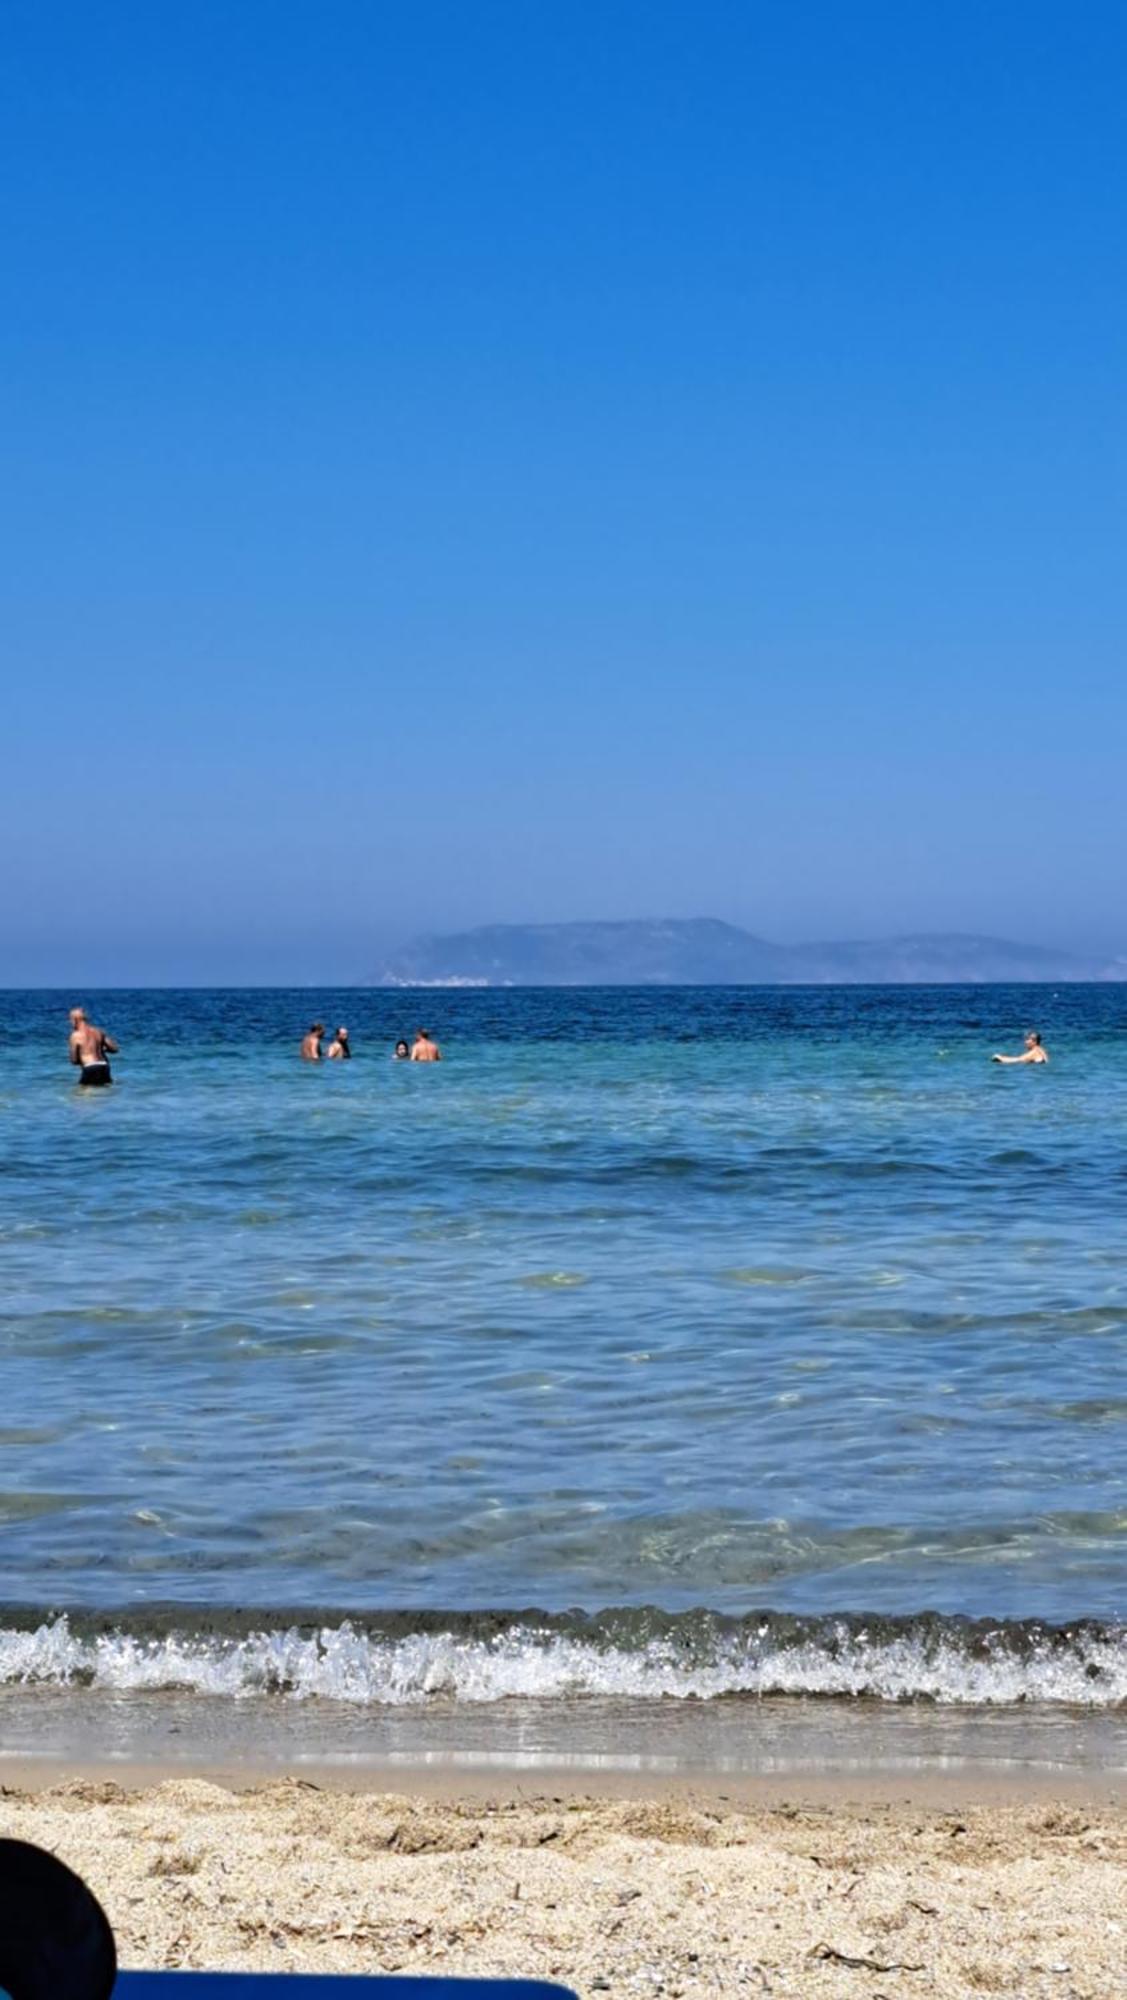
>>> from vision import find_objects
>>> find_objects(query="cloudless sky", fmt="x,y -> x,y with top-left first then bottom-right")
3,1 -> 1125,982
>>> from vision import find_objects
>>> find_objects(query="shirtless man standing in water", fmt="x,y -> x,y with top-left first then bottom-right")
993,1030 -> 1049,1065
68,1007 -> 119,1087
411,1029 -> 442,1062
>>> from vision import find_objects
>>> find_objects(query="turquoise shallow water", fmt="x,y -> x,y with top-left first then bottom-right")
1,985 -> 1125,1710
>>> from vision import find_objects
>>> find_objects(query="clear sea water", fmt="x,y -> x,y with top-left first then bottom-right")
2,985 -> 1126,1732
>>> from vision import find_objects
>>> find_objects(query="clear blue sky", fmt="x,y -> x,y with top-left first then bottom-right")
4,1 -> 1124,982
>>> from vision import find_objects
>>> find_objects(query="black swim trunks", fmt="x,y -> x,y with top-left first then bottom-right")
80,1061 -> 112,1087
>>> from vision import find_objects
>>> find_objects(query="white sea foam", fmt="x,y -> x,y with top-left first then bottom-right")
0,1616 -> 1124,1708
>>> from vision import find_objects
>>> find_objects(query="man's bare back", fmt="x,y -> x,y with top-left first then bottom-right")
410,1030 -> 442,1062
69,1007 -> 118,1086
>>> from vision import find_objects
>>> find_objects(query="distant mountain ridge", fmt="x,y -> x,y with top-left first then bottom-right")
378,919 -> 1125,987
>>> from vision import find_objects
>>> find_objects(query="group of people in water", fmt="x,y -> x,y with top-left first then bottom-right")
66,1005 -> 442,1085
66,1003 -> 1045,1087
299,1024 -> 442,1064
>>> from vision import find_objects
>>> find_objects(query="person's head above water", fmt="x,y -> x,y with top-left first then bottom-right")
310,1022 -> 325,1036
394,1039 -> 410,1058
992,1027 -> 1048,1065
69,1007 -> 85,1027
336,1026 -> 348,1041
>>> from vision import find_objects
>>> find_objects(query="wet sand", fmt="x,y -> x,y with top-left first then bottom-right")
2,1771 -> 1124,1998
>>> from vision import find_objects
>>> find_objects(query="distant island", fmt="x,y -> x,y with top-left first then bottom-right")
378,919 -> 1126,987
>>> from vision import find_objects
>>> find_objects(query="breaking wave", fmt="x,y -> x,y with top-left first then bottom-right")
0,1607 -> 1124,1708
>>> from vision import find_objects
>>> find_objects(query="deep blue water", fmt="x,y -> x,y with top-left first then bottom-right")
1,985 -> 1126,1702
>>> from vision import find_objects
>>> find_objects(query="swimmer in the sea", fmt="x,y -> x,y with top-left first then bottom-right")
410,1029 -> 442,1062
68,1007 -> 119,1087
393,1039 -> 410,1060
992,1030 -> 1049,1066
327,1026 -> 351,1060
301,1023 -> 325,1062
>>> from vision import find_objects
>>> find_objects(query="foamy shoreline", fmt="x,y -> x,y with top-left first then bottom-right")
5,1608 -> 1127,1705
2,1771 -> 1124,1996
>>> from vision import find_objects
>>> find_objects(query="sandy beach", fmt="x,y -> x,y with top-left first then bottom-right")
2,1772 -> 1124,1998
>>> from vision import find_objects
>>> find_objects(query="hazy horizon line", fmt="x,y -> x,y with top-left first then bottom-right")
5,977 -> 1126,994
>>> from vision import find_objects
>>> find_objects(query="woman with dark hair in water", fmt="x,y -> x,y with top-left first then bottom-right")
992,1029 -> 1049,1065
393,1039 -> 410,1060
327,1026 -> 351,1060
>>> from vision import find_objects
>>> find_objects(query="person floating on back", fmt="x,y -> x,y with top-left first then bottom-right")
327,1026 -> 351,1060
69,1007 -> 118,1087
411,1029 -> 442,1062
992,1030 -> 1049,1066
301,1023 -> 325,1062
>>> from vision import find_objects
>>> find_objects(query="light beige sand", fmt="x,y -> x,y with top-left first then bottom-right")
2,1778 -> 1124,1999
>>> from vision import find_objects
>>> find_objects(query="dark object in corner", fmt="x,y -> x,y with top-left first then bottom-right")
0,1839 -> 116,1998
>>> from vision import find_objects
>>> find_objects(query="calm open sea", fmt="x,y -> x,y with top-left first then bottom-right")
1,985 -> 1126,1746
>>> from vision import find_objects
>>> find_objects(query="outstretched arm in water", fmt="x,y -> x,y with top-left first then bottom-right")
992,1049 -> 1047,1065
